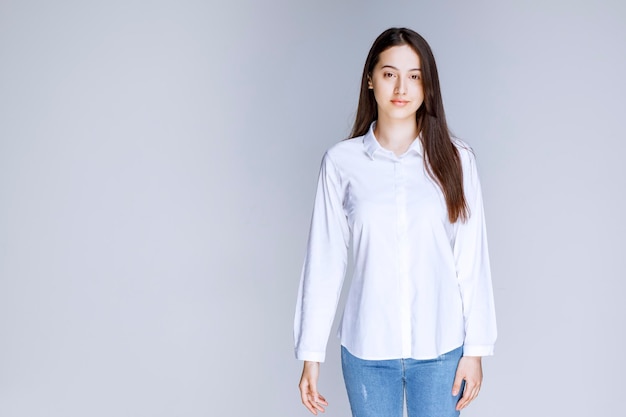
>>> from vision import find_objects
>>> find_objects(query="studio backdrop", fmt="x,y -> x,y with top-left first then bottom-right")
1,1 -> 624,416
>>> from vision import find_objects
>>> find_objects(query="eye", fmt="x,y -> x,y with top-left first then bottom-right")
410,74 -> 421,81
384,72 -> 396,78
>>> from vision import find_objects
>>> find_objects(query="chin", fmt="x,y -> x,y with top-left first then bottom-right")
388,110 -> 419,120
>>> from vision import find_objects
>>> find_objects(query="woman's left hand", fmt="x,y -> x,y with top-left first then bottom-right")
452,356 -> 483,411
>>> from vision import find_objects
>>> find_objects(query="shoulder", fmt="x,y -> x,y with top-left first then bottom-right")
452,138 -> 482,187
323,136 -> 364,166
452,137 -> 477,169
326,136 -> 363,157
452,137 -> 475,159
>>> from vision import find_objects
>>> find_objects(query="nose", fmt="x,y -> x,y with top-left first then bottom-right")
394,77 -> 407,95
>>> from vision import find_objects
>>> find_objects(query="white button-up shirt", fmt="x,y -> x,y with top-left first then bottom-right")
294,123 -> 497,362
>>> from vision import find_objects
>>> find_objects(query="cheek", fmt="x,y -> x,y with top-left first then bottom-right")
372,82 -> 390,94
413,85 -> 425,103
371,85 -> 388,103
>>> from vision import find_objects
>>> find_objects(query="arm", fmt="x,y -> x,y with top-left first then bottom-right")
451,148 -> 497,409
294,152 -> 349,413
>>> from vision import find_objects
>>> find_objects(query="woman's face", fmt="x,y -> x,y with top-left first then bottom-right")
368,45 -> 424,123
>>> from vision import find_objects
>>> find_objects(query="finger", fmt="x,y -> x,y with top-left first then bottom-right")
304,396 -> 324,415
456,381 -> 480,410
466,382 -> 480,402
456,381 -> 472,410
300,383 -> 319,415
308,386 -> 327,413
301,394 -> 317,414
451,372 -> 464,396
315,393 -> 329,406
469,384 -> 481,403
311,393 -> 327,413
456,393 -> 467,409
302,395 -> 317,415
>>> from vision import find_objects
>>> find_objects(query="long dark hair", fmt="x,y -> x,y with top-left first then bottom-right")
351,28 -> 468,223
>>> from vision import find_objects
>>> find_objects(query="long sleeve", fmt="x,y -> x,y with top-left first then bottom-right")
453,149 -> 497,357
293,128 -> 497,361
294,152 -> 350,362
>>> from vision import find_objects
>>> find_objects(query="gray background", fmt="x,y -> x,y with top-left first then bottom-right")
1,0 -> 624,416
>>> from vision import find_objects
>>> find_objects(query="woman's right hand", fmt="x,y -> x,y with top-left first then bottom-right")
299,361 -> 328,414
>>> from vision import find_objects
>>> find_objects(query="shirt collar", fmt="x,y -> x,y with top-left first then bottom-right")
363,121 -> 423,159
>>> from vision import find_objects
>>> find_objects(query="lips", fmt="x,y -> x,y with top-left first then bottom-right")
391,100 -> 409,106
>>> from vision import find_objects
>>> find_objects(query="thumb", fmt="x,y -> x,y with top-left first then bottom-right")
451,371 -> 464,396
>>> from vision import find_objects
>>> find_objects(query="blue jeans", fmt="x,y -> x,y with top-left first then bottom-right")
341,345 -> 464,417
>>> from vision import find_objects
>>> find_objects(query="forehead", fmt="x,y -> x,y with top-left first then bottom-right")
376,45 -> 421,69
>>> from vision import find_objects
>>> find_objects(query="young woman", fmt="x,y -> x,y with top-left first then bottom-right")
294,28 -> 497,417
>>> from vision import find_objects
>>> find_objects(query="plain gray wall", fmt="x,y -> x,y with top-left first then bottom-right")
1,1 -> 624,416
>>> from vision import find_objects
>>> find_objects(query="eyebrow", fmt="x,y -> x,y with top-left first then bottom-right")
380,65 -> 422,71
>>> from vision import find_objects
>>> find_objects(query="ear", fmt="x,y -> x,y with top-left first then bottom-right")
367,76 -> 373,89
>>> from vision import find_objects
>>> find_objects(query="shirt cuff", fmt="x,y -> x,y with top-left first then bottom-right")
462,345 -> 494,357
295,349 -> 326,362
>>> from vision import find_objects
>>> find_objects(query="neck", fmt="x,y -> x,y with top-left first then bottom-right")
373,116 -> 419,155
